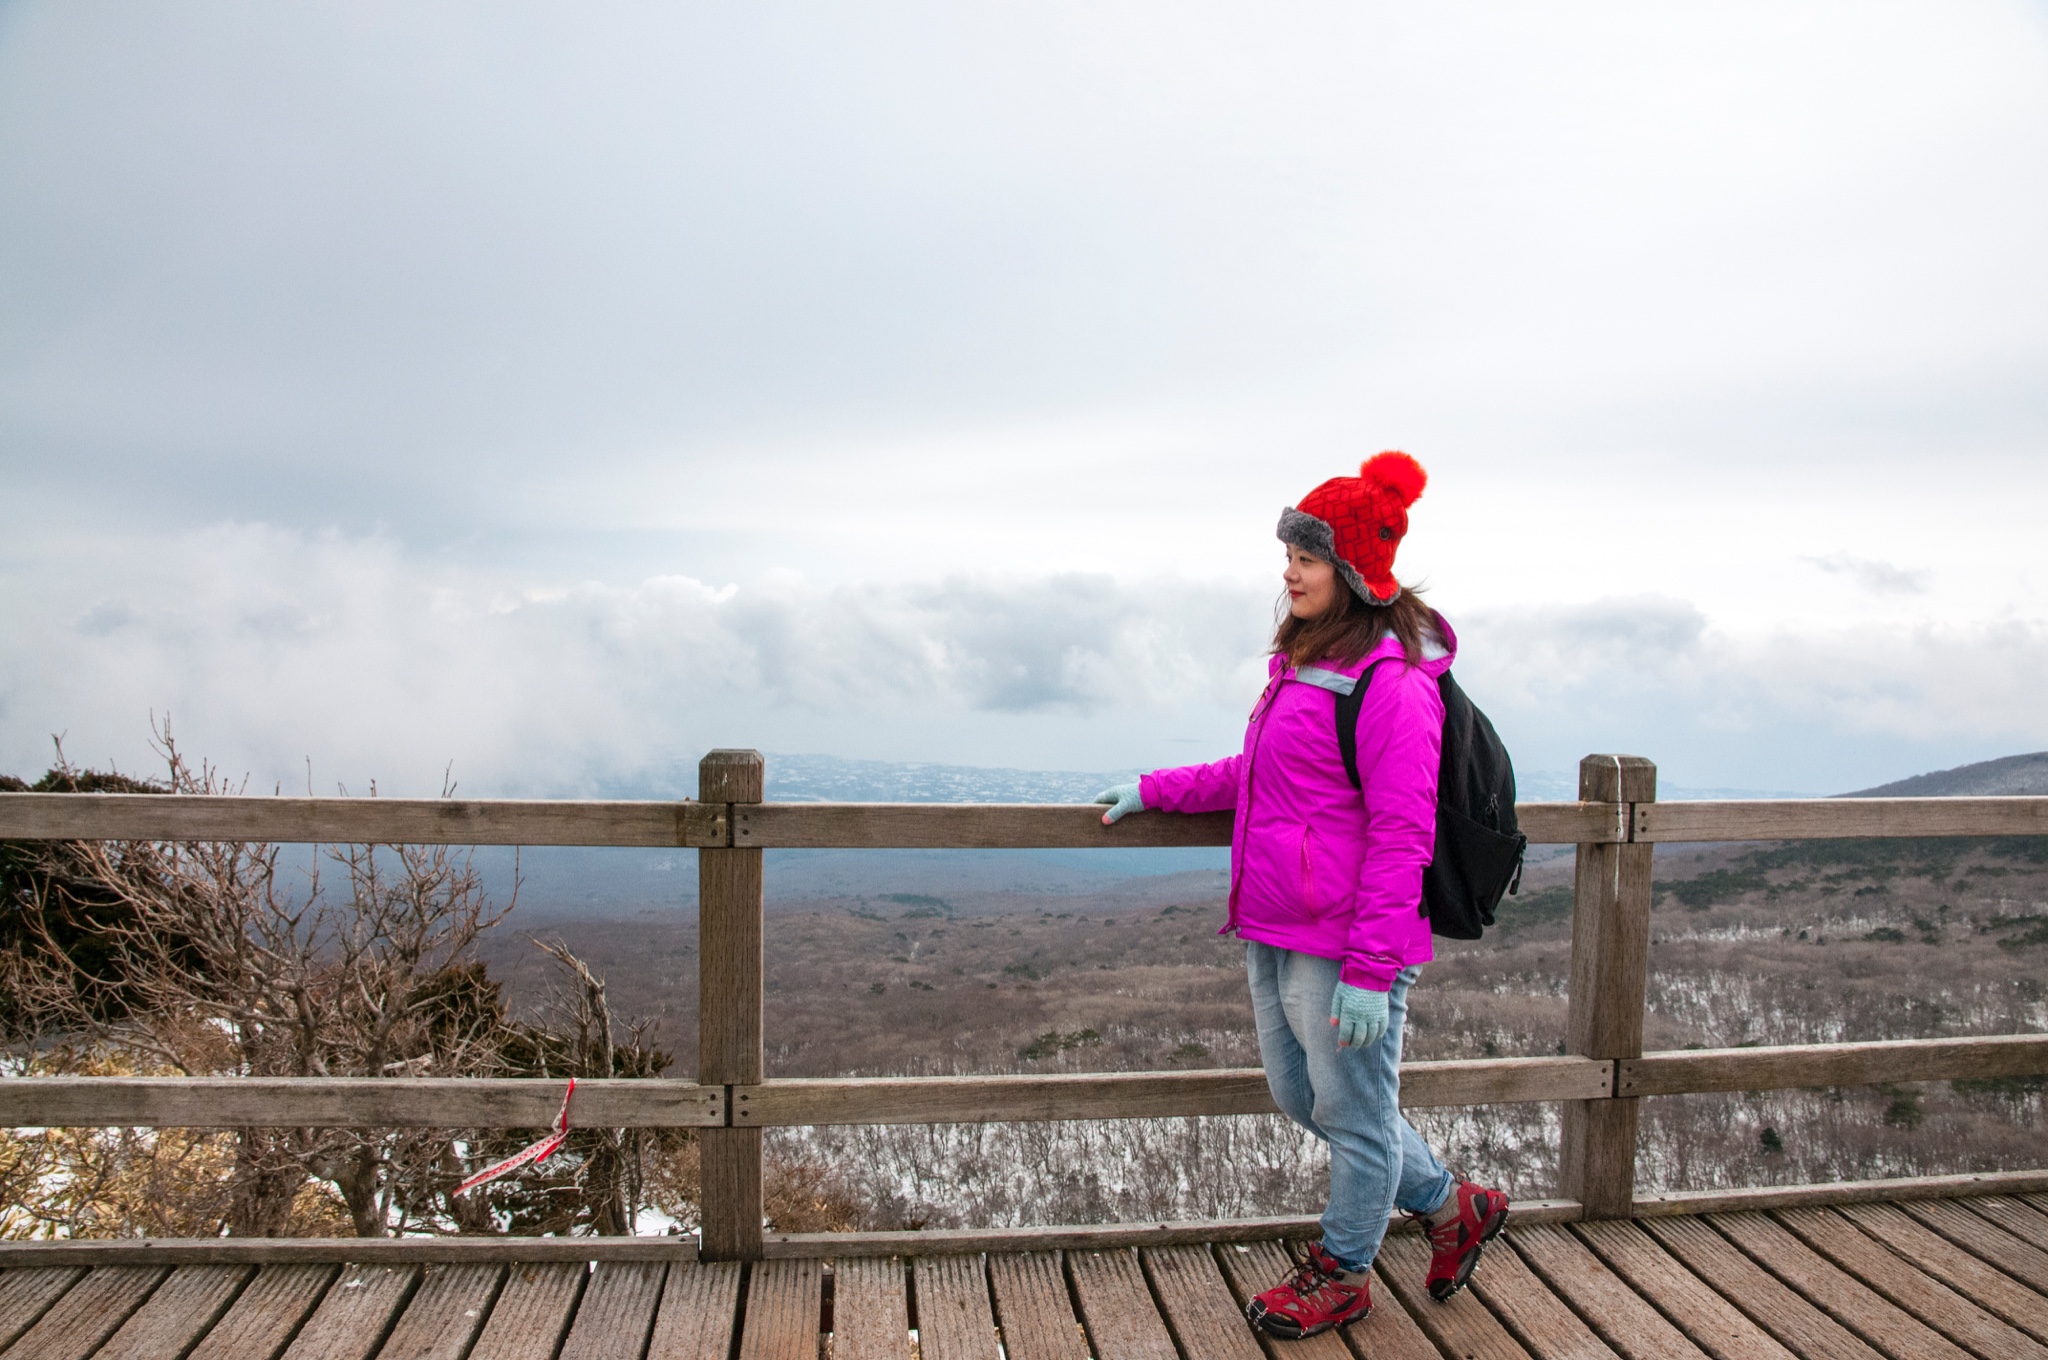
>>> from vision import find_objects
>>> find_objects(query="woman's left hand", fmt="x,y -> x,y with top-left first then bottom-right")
1330,982 -> 1389,1049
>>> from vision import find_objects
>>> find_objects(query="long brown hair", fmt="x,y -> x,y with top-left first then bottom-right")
1272,579 -> 1434,670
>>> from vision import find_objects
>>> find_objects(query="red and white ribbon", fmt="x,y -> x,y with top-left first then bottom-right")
456,1078 -> 576,1196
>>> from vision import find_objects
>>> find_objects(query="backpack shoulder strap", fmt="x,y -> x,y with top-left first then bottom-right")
1334,660 -> 1381,791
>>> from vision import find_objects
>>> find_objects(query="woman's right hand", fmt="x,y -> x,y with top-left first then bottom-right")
1092,783 -> 1147,824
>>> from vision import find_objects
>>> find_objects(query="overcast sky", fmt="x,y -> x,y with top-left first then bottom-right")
4,1 -> 2046,797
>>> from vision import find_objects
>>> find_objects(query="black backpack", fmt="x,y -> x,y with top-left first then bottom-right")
1335,664 -> 1527,939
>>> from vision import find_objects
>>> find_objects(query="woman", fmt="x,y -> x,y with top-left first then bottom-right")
1095,452 -> 1508,1340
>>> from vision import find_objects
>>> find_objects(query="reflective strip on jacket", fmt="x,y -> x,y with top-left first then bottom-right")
1138,616 -> 1455,991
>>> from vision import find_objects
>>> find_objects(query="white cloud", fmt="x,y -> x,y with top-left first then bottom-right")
6,528 -> 2045,799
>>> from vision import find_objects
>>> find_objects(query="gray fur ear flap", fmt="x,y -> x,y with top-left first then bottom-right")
1276,507 -> 1337,560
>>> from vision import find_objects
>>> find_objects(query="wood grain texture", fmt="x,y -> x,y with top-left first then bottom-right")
1466,1233 -> 1624,1359
280,1263 -> 419,1360
699,761 -> 764,1263
0,1266 -> 85,1351
734,1056 -> 1606,1129
911,1254 -> 1001,1360
1706,1212 -> 1973,1360
2,1265 -> 165,1360
830,1256 -> 911,1360
1829,1202 -> 2048,1345
1637,796 -> 2048,842
1569,1221 -> 1796,1360
186,1264 -> 341,1360
0,792 -> 704,846
1960,1196 -> 2048,1253
93,1264 -> 253,1360
1139,1244 -> 1264,1360
1065,1249 -> 1179,1360
763,1201 -> 1587,1260
0,1235 -> 696,1266
1851,1204 -> 2048,1335
1631,1169 -> 2048,1219
1619,1034 -> 2048,1097
1775,1206 -> 2048,1356
986,1252 -> 1087,1360
1635,1216 -> 1882,1360
735,1259 -> 821,1360
557,1260 -> 668,1360
644,1260 -> 743,1360
0,792 -> 1626,848
1560,756 -> 1655,1220
1506,1225 -> 1713,1360
0,1076 -> 723,1129
1376,1233 -> 1533,1359
468,1262 -> 587,1360
374,1263 -> 504,1360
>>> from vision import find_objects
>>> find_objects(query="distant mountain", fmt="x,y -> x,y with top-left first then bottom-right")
1842,751 -> 2048,798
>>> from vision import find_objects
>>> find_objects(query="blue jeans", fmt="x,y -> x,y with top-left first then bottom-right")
1246,941 -> 1454,1270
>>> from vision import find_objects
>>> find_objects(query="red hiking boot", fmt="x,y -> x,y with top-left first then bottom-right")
1243,1242 -> 1373,1339
1416,1180 -> 1510,1300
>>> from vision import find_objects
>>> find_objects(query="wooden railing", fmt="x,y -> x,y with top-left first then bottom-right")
3,751 -> 2047,1260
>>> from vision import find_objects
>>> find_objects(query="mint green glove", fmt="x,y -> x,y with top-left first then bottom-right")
1330,982 -> 1389,1049
1092,782 -> 1147,824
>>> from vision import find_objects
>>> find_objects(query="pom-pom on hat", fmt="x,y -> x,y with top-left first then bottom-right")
1276,451 -> 1427,606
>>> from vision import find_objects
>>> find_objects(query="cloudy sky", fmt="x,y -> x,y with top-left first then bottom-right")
4,1 -> 2046,798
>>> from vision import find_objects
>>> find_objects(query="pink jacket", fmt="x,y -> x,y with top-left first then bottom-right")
1139,617 -> 1453,990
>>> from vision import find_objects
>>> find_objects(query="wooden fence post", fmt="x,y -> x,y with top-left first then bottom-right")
697,749 -> 765,1260
1559,753 -> 1657,1219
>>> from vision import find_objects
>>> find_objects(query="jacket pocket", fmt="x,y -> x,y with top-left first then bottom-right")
1298,825 -> 1324,918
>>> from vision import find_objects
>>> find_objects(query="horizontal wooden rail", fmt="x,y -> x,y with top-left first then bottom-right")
733,1056 -> 1612,1126
0,793 -> 727,847
1635,795 -> 2048,842
0,1078 -> 726,1129
1619,1033 -> 2048,1097
11,1037 -> 2046,1131
0,793 -> 1628,847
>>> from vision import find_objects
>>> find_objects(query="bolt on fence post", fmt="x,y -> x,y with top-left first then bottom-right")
697,749 -> 765,1260
1559,753 -> 1657,1219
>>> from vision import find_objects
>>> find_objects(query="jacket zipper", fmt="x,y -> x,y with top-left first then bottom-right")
1225,670 -> 1286,936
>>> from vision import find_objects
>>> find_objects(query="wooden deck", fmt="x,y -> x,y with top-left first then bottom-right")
4,1194 -> 2047,1360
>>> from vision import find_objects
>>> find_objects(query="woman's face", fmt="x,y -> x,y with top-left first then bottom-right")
1284,545 -> 1340,620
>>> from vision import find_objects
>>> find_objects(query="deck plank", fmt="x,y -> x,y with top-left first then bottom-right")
560,1261 -> 669,1360
1829,1202 -> 2048,1346
737,1259 -> 822,1360
1569,1221 -> 1793,1360
1708,1211 -> 1973,1360
378,1263 -> 506,1360
1,1265 -> 165,1360
1867,1204 -> 2048,1335
187,1264 -> 341,1360
912,1255 -> 999,1360
1467,1235 -> 1621,1359
1960,1196 -> 2048,1254
1141,1245 -> 1264,1360
1066,1248 -> 1179,1360
469,1262 -> 587,1360
986,1253 -> 1087,1360
1636,1216 -> 1880,1360
1376,1233 -> 1533,1359
1508,1224 -> 1711,1360
95,1265 -> 253,1360
1777,1212 -> 2048,1360
0,1266 -> 86,1351
831,1256 -> 911,1360
280,1263 -> 419,1360
645,1260 -> 743,1360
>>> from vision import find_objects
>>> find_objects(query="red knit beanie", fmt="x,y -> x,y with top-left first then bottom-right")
1275,452 -> 1427,606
